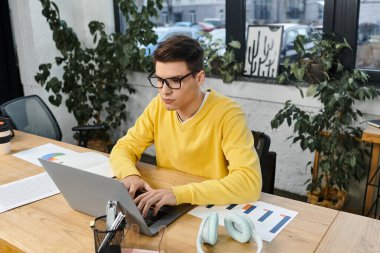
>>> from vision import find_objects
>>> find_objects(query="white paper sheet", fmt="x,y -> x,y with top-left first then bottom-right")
189,201 -> 298,242
55,152 -> 114,178
0,172 -> 60,213
12,143 -> 77,166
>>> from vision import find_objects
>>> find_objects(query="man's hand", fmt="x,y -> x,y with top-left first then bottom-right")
134,189 -> 177,217
121,175 -> 152,198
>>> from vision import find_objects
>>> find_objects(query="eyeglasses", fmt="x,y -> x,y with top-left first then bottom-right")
147,72 -> 197,89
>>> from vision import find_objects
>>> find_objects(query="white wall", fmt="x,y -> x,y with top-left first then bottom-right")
8,0 -> 380,196
8,0 -> 115,143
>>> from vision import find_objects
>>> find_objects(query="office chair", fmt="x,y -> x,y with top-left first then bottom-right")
0,95 -> 105,147
251,130 -> 276,194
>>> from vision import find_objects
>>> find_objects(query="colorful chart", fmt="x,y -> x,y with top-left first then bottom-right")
40,153 -> 66,161
242,204 -> 257,214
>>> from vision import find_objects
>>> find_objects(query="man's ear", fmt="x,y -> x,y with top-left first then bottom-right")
197,70 -> 206,86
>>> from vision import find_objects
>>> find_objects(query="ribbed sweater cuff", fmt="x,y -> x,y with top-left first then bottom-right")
171,184 -> 193,204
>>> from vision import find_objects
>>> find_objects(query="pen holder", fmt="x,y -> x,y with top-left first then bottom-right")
91,215 -> 125,253
121,224 -> 167,253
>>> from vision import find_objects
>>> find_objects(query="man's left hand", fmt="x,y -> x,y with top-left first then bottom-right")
134,188 -> 177,217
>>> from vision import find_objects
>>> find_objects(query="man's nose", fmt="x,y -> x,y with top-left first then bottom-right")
161,81 -> 172,94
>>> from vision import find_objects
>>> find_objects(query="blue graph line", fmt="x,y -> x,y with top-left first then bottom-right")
270,215 -> 291,233
206,205 -> 214,209
243,205 -> 257,214
258,210 -> 273,222
226,204 -> 237,210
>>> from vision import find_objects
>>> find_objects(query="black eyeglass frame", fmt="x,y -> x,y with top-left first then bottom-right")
147,71 -> 198,89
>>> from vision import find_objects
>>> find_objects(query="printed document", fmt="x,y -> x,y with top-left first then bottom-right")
54,152 -> 114,178
12,143 -> 77,166
12,143 -> 113,177
0,172 -> 59,213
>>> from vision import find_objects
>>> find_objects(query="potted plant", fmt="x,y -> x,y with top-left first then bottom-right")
271,33 -> 379,209
34,0 -> 161,150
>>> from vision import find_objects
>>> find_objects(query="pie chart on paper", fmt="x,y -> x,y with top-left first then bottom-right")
40,153 -> 65,162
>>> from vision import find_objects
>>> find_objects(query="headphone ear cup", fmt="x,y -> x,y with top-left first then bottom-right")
224,213 -> 252,243
202,212 -> 219,245
197,212 -> 219,253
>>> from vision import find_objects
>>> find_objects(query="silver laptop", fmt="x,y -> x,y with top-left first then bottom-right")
39,158 -> 192,236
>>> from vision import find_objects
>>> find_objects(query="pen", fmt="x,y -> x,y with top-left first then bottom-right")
97,212 -> 125,253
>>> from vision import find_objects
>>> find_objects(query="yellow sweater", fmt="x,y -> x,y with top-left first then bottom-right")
110,89 -> 262,205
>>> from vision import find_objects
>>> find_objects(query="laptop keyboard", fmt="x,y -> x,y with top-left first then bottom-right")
144,208 -> 166,227
134,192 -> 167,227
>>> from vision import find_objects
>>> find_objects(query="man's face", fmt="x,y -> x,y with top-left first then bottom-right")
154,61 -> 205,112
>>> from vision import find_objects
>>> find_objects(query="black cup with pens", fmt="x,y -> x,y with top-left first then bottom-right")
91,201 -> 125,253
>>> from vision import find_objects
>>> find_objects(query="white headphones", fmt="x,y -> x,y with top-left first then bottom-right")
197,212 -> 263,253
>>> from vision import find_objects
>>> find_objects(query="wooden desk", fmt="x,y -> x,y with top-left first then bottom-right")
316,212 -> 380,252
0,131 -> 339,252
362,125 -> 380,216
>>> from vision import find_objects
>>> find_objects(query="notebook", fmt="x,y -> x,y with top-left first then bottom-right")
38,158 -> 192,236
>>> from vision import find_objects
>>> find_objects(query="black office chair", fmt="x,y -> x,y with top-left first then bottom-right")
252,130 -> 276,194
0,95 -> 105,147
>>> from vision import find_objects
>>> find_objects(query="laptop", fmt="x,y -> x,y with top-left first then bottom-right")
38,158 -> 192,236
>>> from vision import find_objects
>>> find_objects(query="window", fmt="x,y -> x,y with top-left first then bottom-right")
159,1 -> 225,27
286,0 -> 305,19
114,0 -> 380,82
314,0 -> 380,82
245,0 -> 322,63
356,0 -> 380,70
253,0 -> 270,21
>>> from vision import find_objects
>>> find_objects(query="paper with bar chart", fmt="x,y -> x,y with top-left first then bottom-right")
12,143 -> 77,166
189,201 -> 298,242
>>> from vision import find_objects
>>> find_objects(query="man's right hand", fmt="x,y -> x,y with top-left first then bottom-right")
121,175 -> 153,198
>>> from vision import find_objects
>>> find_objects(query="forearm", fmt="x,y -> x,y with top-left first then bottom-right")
171,167 -> 262,205
109,137 -> 141,179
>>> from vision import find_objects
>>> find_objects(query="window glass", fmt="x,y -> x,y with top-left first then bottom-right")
117,1 -> 323,63
246,0 -> 324,63
147,0 -> 226,54
356,0 -> 380,69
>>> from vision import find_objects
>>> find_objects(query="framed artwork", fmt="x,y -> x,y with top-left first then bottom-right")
244,25 -> 283,79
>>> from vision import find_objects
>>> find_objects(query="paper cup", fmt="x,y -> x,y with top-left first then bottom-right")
0,123 -> 11,155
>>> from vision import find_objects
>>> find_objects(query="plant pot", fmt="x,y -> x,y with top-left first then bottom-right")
87,138 -> 110,153
307,188 -> 347,210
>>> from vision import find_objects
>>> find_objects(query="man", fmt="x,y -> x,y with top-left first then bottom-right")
110,35 -> 262,217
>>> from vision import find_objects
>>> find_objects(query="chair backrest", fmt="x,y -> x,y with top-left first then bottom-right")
0,95 -> 62,141
251,130 -> 276,194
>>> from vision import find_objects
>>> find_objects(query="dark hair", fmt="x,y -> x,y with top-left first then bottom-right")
153,35 -> 204,72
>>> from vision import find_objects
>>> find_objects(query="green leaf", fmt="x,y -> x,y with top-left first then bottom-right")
294,35 -> 306,55
350,156 -> 356,167
278,74 -> 286,84
293,65 -> 305,81
228,40 -> 241,49
283,58 -> 290,69
306,85 -> 317,97
55,57 -> 64,65
286,116 -> 292,126
48,94 -> 62,106
271,119 -> 279,129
